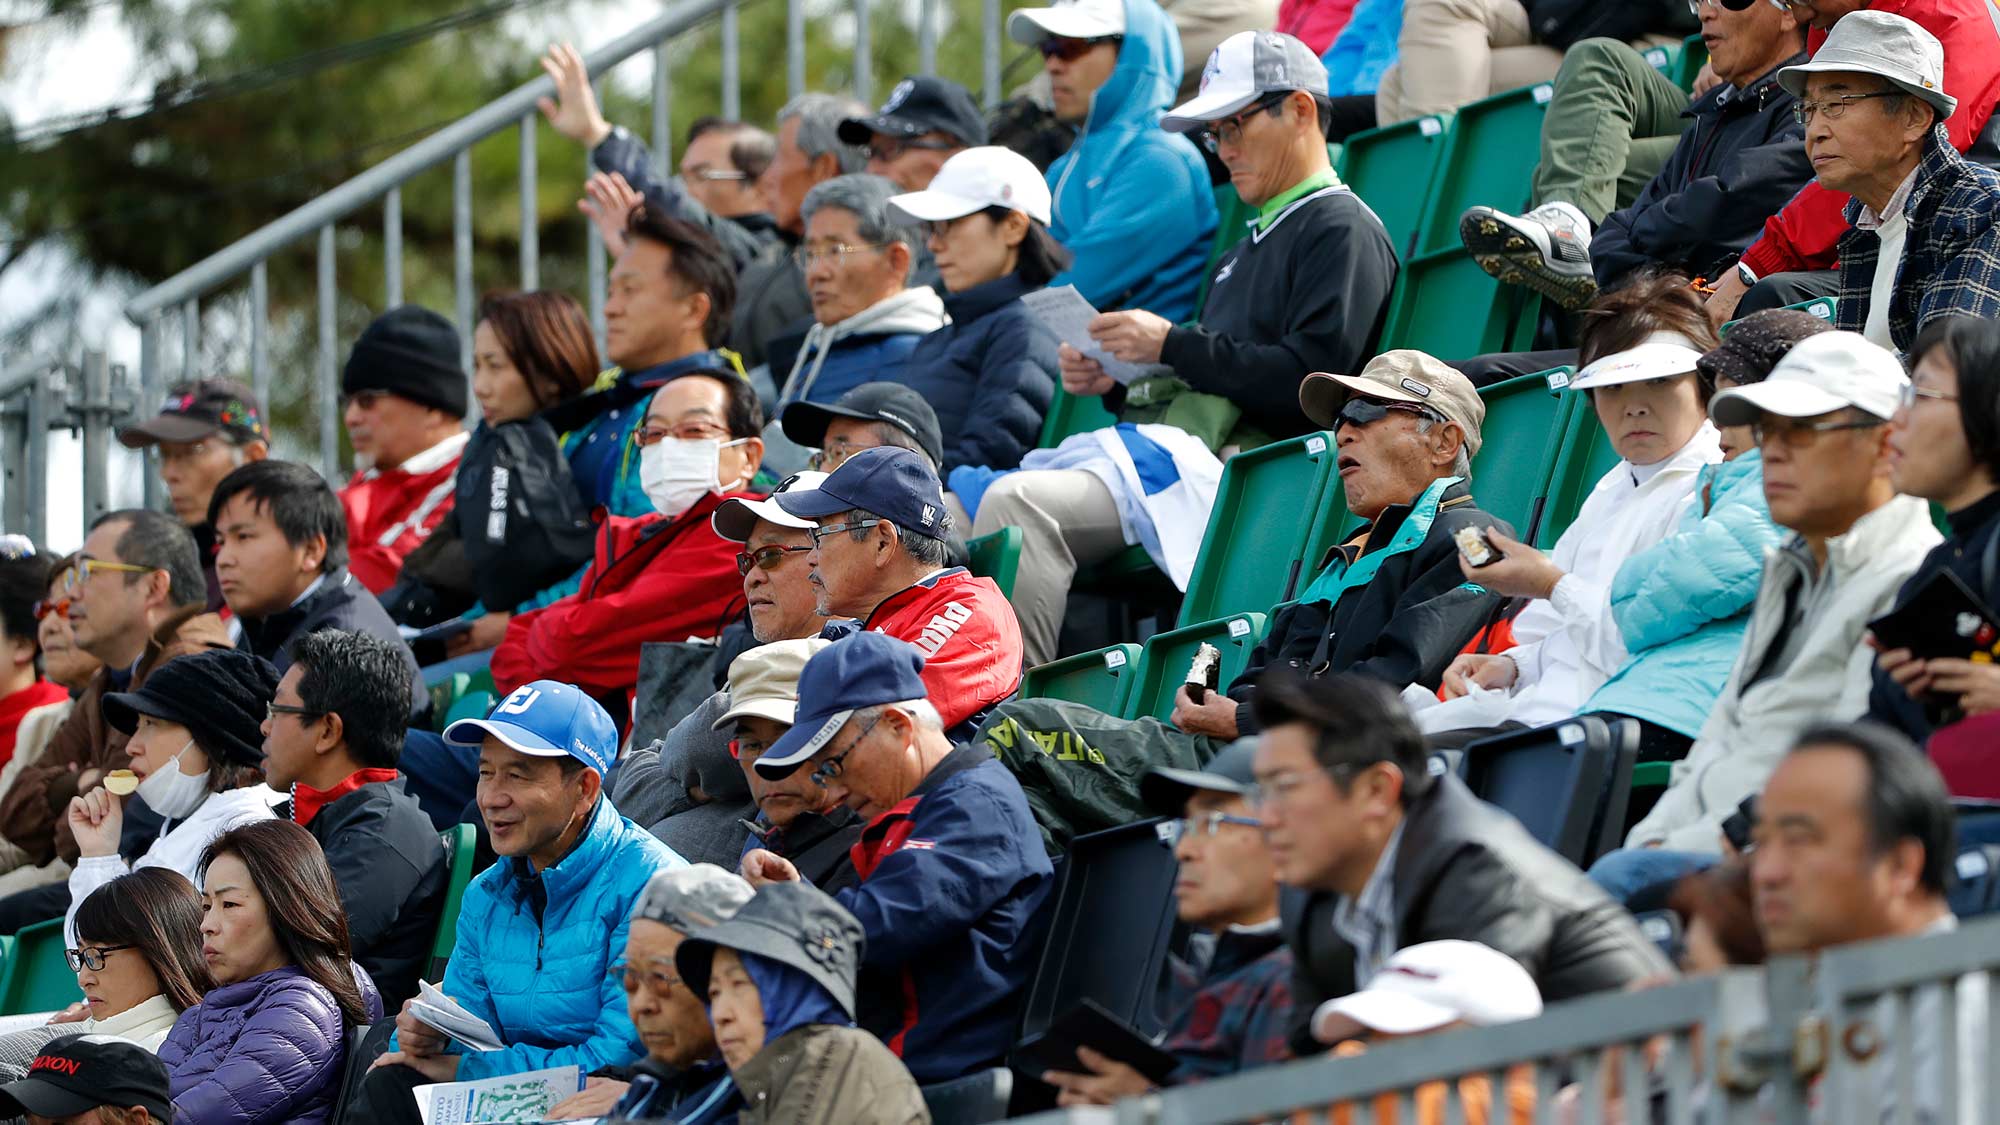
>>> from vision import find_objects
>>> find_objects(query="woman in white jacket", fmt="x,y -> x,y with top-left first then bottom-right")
63,649 -> 282,946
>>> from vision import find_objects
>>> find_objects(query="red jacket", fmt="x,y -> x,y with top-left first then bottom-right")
1738,0 -> 2000,278
860,568 -> 1024,733
490,490 -> 751,703
340,432 -> 469,593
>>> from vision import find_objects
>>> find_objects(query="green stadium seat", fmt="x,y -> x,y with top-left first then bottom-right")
1380,247 -> 1544,360
1537,392 -> 1623,548
1019,643 -> 1143,714
429,672 -> 470,730
1335,114 -> 1453,259
1177,431 -> 1340,627
1124,611 -> 1268,722
1671,34 -> 1709,92
1466,369 -> 1578,541
427,823 -> 481,980
0,918 -> 77,1015
444,688 -> 497,731
1037,385 -> 1119,450
1413,83 -> 1557,257
1642,41 -> 1681,76
967,526 -> 1024,601
1720,295 -> 1838,338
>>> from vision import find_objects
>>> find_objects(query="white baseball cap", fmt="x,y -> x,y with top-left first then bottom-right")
1569,336 -> 1706,391
1310,941 -> 1543,1045
887,146 -> 1053,226
1163,30 -> 1329,134
1008,0 -> 1125,45
711,470 -> 828,543
1709,329 -> 1907,427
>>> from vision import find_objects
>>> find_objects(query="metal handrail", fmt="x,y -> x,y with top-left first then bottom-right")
122,0 -> 742,324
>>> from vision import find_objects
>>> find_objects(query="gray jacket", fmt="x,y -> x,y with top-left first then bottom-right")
733,1024 -> 930,1125
612,691 -> 755,869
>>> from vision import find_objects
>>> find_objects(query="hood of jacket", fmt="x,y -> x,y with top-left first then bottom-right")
1081,0 -> 1180,140
780,286 -> 947,407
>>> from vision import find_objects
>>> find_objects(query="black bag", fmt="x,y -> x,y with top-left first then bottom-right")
1525,0 -> 1696,51
458,417 -> 596,612
629,641 -> 726,750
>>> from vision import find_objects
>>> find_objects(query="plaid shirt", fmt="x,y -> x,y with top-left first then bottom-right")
1162,926 -> 1296,1083
1835,126 -> 2000,355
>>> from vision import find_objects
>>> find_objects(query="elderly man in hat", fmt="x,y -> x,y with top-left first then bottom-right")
116,379 -> 270,611
1766,11 -> 2000,355
969,352 -> 1507,851
0,1033 -> 176,1124
337,305 -> 470,594
546,863 -> 755,1123
740,632 -> 1053,1086
1042,740 -> 1295,1106
837,76 -> 988,193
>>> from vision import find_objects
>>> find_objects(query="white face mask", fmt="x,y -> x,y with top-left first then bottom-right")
640,436 -> 748,520
136,739 -> 211,820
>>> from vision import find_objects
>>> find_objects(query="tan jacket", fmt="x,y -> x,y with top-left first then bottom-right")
0,604 -> 230,865
733,1024 -> 930,1125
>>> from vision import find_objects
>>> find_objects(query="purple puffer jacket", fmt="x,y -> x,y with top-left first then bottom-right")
158,964 -> 384,1125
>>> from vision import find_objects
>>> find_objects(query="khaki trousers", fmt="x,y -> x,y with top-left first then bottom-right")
970,470 -> 1129,668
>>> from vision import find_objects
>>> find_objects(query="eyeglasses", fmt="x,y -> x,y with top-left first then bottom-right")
1198,93 -> 1291,153
810,713 -> 883,788
807,437 -> 868,471
682,165 -> 749,183
1333,398 -> 1441,434
737,544 -> 812,575
1899,383 -> 1960,410
153,440 -> 228,467
632,421 -> 731,448
860,137 -> 958,162
32,597 -> 70,622
266,702 -> 324,724
65,944 -> 134,972
1246,765 -> 1355,811
609,958 -> 685,994
1793,91 -> 1901,125
729,736 -> 769,761
1038,34 -> 1122,61
1752,416 -> 1886,449
921,215 -> 978,242
793,242 -> 889,269
341,390 -> 393,411
59,559 -> 157,596
808,518 -> 884,548
1160,809 -> 1264,845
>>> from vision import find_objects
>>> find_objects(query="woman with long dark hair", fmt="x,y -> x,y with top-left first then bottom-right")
385,288 -> 602,643
0,868 -> 211,1078
157,819 -> 381,1125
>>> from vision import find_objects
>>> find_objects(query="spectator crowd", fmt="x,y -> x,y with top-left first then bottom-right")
7,0 -> 2000,1120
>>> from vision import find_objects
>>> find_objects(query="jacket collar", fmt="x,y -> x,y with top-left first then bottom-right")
497,795 -> 623,909
291,768 -> 401,828
856,742 -> 992,844
358,430 -> 468,480
1773,494 -> 1937,584
728,1024 -> 833,1105
200,964 -> 306,1008
941,273 -> 1034,324
1329,479 -> 1473,569
1695,51 -> 1803,119
1844,126 -> 1958,226
1207,922 -> 1285,979
1946,488 -> 2000,540
238,567 -> 357,645
860,567 -> 969,631
763,806 -> 860,855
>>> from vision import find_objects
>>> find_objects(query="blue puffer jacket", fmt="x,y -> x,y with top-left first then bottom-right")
901,273 -> 1058,472
1045,0 -> 1216,323
1587,451 -> 1780,738
430,796 -> 685,1080
159,964 -> 384,1125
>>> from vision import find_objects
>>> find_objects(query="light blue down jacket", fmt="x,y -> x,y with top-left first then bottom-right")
1586,451 -> 1780,738
1044,0 -> 1216,323
429,796 -> 685,1080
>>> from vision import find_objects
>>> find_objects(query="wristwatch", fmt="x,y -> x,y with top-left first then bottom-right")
1736,261 -> 1758,288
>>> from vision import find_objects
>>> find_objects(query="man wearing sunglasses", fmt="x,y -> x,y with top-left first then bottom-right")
1007,0 -> 1217,326
1702,0 -> 2000,328
1041,740 -> 1295,1105
837,76 -> 988,193
742,632 -> 1053,1085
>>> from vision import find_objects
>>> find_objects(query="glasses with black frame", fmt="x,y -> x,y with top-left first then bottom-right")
809,712 -> 884,788
65,943 -> 134,972
737,543 -> 813,575
1198,92 -> 1295,153
1751,414 -> 1886,450
1037,34 -> 1122,62
1792,91 -> 1902,126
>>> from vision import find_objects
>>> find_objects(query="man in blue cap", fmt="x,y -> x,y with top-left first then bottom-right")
741,632 -> 1053,1085
774,446 -> 1024,741
353,679 -> 684,1124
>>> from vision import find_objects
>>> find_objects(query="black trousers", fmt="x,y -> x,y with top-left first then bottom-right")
1738,269 -> 1841,316
0,882 -> 68,936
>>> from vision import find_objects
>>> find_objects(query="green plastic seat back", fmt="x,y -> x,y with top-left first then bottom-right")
967,527 -> 1024,601
1379,248 -> 1543,360
1125,612 -> 1269,722
1413,83 -> 1556,256
1538,398 -> 1624,548
1177,432 -> 1339,628
1019,643 -> 1144,714
428,823 -> 481,979
1468,370 -> 1578,540
1038,386 -> 1120,449
1336,114 -> 1452,258
0,919 -> 77,1015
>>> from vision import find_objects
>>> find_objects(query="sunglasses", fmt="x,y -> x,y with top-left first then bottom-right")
736,544 -> 811,575
1333,398 -> 1441,432
32,597 -> 70,622
1038,34 -> 1122,61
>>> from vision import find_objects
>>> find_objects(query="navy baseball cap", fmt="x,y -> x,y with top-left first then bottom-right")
837,76 -> 989,148
754,632 -> 930,779
774,445 -> 954,539
444,679 -> 618,775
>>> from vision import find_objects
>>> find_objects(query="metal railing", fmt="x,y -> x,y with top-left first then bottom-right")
1010,914 -> 2000,1125
0,354 -> 135,547
110,0 -> 1011,509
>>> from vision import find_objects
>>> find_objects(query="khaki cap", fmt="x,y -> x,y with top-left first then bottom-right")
1299,350 -> 1486,458
712,638 -> 834,730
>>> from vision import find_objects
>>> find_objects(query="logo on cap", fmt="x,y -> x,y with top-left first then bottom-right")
920,504 -> 937,527
886,79 -> 914,112
1399,378 -> 1434,398
1199,52 -> 1222,93
496,686 -> 541,716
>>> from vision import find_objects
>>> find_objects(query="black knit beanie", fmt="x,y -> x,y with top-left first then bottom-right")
342,305 -> 468,419
101,648 -> 282,770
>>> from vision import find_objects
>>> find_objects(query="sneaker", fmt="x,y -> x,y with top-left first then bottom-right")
1460,202 -> 1599,312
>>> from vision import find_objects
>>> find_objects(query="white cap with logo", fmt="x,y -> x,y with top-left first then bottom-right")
888,146 -> 1054,226
1709,329 -> 1908,427
1162,30 -> 1329,133
1310,940 -> 1543,1046
1008,0 -> 1125,45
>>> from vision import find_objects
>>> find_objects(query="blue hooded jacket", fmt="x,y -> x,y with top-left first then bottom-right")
421,796 -> 686,1081
1587,451 -> 1780,738
741,950 -> 853,1041
1045,0 -> 1217,323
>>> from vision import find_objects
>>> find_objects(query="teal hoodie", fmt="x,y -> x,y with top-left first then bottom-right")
1045,0 -> 1217,323
1587,451 -> 1781,738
